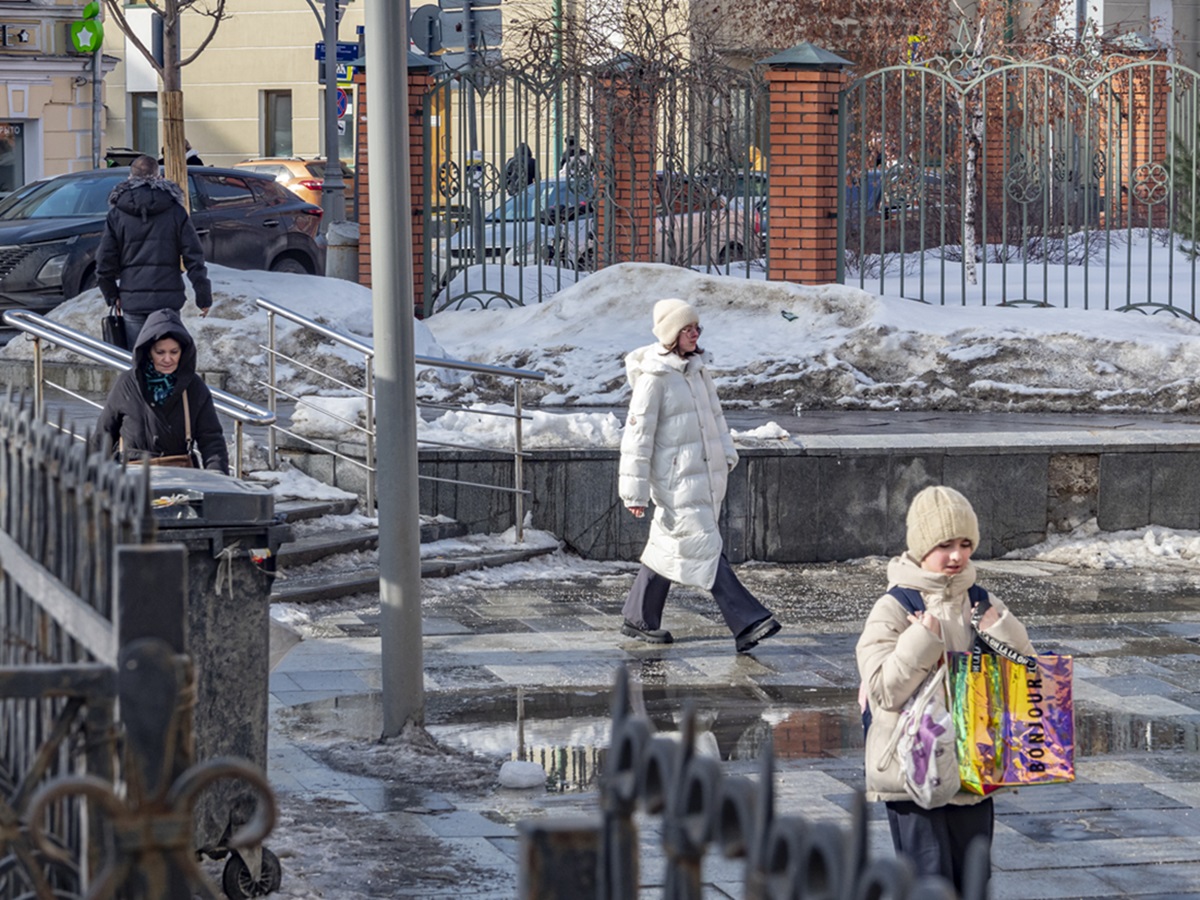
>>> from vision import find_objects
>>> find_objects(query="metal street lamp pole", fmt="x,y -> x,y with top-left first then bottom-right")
365,0 -> 423,735
322,0 -> 347,229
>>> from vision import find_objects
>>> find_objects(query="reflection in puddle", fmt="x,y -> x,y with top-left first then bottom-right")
286,685 -> 1200,792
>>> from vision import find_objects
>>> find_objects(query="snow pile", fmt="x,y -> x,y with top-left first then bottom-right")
1004,519 -> 1200,569
247,465 -> 359,502
10,246 -> 1200,444
422,260 -> 1200,413
419,404 -> 624,449
731,421 -> 792,443
420,523 -> 560,560
0,265 -> 457,400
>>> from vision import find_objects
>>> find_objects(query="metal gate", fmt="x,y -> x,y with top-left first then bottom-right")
423,58 -> 769,314
0,396 -> 273,899
838,54 -> 1200,316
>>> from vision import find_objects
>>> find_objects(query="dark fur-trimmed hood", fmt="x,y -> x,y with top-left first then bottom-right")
108,176 -> 186,221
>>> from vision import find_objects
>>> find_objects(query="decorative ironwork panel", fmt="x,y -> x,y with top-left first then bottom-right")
0,397 -> 278,900
422,58 -> 768,316
518,668 -> 985,899
0,396 -> 153,900
838,55 -> 1200,319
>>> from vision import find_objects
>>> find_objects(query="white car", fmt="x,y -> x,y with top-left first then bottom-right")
433,178 -> 595,281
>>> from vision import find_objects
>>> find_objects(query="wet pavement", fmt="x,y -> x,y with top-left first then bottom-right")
268,558 -> 1200,898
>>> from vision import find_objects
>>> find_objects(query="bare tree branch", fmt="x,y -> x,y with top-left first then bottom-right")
179,0 -> 227,67
104,0 -> 164,78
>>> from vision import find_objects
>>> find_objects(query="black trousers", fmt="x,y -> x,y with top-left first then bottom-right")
885,798 -> 993,892
122,311 -> 149,349
621,555 -> 772,637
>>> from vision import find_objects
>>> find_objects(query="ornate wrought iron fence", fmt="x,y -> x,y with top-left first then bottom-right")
423,58 -> 769,315
0,396 -> 275,899
517,667 -> 984,899
838,55 -> 1200,317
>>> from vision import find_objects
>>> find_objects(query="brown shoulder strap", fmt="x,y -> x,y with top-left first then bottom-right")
183,391 -> 192,447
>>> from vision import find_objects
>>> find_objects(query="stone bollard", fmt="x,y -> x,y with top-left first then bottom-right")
325,220 -> 361,282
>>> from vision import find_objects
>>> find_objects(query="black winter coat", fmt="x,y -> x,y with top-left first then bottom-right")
96,176 -> 212,316
92,309 -> 229,474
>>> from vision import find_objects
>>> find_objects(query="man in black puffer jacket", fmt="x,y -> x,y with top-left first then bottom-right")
96,155 -> 212,348
92,308 -> 229,474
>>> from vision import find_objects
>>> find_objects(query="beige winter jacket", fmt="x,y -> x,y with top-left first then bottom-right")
855,554 -> 1036,805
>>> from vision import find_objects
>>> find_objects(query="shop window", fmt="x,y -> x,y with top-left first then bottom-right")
0,123 -> 25,197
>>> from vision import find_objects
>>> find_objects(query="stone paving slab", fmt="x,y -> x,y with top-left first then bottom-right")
266,564 -> 1200,897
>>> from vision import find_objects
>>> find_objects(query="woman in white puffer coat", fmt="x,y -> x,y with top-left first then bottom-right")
617,298 -> 781,653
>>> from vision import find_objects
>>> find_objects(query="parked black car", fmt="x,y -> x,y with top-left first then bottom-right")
0,166 -> 325,314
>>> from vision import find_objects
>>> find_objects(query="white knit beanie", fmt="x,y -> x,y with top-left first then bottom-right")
651,298 -> 699,346
906,486 -> 980,561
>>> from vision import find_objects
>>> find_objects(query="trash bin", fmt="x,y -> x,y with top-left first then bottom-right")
149,468 -> 291,898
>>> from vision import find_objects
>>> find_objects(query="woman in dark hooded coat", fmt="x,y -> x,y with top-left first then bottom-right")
93,308 -> 229,474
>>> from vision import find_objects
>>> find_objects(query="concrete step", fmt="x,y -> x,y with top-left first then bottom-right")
277,528 -> 379,567
276,519 -> 469,567
274,498 -> 360,522
270,510 -> 540,604
269,543 -> 557,603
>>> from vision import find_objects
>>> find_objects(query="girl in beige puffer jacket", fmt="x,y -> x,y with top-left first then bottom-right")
855,486 -> 1035,892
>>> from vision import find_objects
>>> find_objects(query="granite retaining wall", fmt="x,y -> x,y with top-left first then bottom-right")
284,428 -> 1200,562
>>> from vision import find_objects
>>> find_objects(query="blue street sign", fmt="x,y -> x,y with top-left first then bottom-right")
317,62 -> 356,82
314,41 -> 359,62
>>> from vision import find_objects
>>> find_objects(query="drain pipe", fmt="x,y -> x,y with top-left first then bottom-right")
367,0 -> 424,735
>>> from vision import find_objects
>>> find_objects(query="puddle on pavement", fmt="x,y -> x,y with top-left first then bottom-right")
286,683 -> 1200,793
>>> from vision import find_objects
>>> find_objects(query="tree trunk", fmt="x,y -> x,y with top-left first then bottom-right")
161,8 -> 188,210
962,98 -> 985,286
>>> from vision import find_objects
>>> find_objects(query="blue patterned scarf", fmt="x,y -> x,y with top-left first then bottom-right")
143,360 -> 176,407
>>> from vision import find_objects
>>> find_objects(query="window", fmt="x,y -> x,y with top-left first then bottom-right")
263,91 -> 292,157
196,174 -> 256,209
0,123 -> 26,197
244,164 -> 290,181
131,93 -> 158,154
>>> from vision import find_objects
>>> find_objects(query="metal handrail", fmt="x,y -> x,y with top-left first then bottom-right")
254,297 -> 548,380
2,310 -> 275,479
254,297 -> 545,539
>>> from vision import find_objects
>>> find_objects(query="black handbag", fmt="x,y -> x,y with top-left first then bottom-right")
102,306 -> 127,350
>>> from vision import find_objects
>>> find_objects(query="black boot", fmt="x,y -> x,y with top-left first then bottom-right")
621,620 -> 674,644
736,616 -> 780,653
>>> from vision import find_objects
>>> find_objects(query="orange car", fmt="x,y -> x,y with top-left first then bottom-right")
232,157 -> 355,215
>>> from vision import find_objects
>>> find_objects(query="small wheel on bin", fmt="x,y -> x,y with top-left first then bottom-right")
222,846 -> 282,898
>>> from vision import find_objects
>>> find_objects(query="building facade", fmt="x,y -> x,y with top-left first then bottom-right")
0,0 -> 116,196
100,0 -> 366,169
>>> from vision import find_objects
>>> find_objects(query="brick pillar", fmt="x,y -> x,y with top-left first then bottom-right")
354,68 -> 370,286
763,45 -> 851,285
593,58 -> 657,267
355,57 -> 436,316
1099,52 -> 1171,228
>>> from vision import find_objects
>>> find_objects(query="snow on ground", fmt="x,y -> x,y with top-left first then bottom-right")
1004,519 -> 1200,569
420,253 -> 1200,414
0,264 -> 457,400
11,237 -> 1200,574
9,233 -> 1200,428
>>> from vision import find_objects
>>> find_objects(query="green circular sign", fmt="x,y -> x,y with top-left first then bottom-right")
70,20 -> 104,54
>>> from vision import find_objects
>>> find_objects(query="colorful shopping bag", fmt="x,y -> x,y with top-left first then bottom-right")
947,651 -> 1074,795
